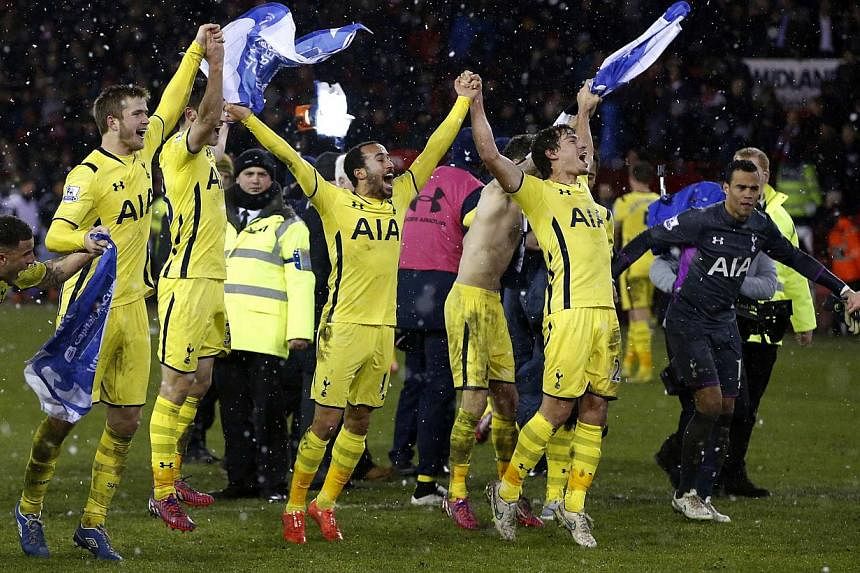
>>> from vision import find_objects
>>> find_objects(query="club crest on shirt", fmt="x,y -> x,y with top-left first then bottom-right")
63,185 -> 80,202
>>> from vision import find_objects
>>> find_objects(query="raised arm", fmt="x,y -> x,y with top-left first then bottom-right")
148,25 -> 221,148
406,71 -> 477,191
187,30 -> 224,153
470,88 -> 525,194
225,103 -> 320,197
574,80 -> 600,170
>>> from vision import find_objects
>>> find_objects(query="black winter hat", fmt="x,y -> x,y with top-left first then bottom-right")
234,148 -> 276,178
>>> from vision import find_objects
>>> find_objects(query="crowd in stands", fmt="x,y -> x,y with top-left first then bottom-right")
3,0 -> 860,261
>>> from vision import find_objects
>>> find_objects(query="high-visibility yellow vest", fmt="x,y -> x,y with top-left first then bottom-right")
224,211 -> 315,358
747,184 -> 817,343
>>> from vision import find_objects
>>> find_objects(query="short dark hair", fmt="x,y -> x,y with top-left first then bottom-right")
631,161 -> 655,185
501,134 -> 535,164
0,215 -> 34,250
724,159 -> 759,183
185,75 -> 208,112
92,84 -> 151,135
531,125 -> 575,179
343,140 -> 381,188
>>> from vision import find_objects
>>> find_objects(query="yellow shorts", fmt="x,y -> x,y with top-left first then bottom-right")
79,299 -> 151,406
543,307 -> 622,400
157,277 -> 229,373
620,274 -> 654,311
312,322 -> 394,409
444,282 -> 515,389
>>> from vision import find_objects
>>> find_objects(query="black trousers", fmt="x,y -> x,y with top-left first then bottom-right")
389,331 -> 455,476
188,383 -> 217,447
214,349 -> 302,495
723,341 -> 779,479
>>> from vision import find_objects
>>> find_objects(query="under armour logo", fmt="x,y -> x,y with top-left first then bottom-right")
558,188 -> 572,196
158,461 -> 174,469
350,201 -> 365,210
712,236 -> 724,245
409,187 -> 445,213
112,180 -> 125,192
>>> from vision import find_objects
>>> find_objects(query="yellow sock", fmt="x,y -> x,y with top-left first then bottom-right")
173,396 -> 200,480
286,429 -> 329,512
150,395 -> 180,500
629,319 -> 653,379
19,418 -> 65,515
81,425 -> 132,527
491,412 -> 517,479
499,412 -> 556,502
447,408 -> 480,500
545,424 -> 575,503
417,474 -> 435,483
316,428 -> 365,509
564,422 -> 602,513
622,341 -> 636,375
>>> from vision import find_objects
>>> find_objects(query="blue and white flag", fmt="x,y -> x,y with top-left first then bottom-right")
591,2 -> 691,96
24,238 -> 116,423
203,2 -> 370,113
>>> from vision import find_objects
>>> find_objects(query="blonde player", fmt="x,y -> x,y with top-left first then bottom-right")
15,24 -> 223,561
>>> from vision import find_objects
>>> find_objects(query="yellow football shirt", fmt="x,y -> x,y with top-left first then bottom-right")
240,96 -> 471,325
511,174 -> 614,314
50,42 -> 205,312
613,190 -> 656,278
0,262 -> 46,304
159,129 -> 226,279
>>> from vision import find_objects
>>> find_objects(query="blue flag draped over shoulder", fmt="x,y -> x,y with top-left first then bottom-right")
591,2 -> 691,97
24,239 -> 116,423
203,2 -> 370,113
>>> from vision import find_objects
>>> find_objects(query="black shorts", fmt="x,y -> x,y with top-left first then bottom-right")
665,306 -> 742,398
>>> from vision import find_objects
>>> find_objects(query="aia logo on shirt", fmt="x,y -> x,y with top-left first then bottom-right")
409,187 -> 445,213
707,257 -> 751,278
351,217 -> 401,241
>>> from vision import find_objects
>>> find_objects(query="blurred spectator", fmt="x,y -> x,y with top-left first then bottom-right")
1,180 -> 44,257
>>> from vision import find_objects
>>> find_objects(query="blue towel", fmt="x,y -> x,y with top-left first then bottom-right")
24,237 -> 116,423
204,2 -> 370,113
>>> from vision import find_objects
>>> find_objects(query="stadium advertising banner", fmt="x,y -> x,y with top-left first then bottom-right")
743,58 -> 842,108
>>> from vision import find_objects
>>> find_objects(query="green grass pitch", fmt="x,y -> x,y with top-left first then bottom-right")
0,303 -> 857,572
